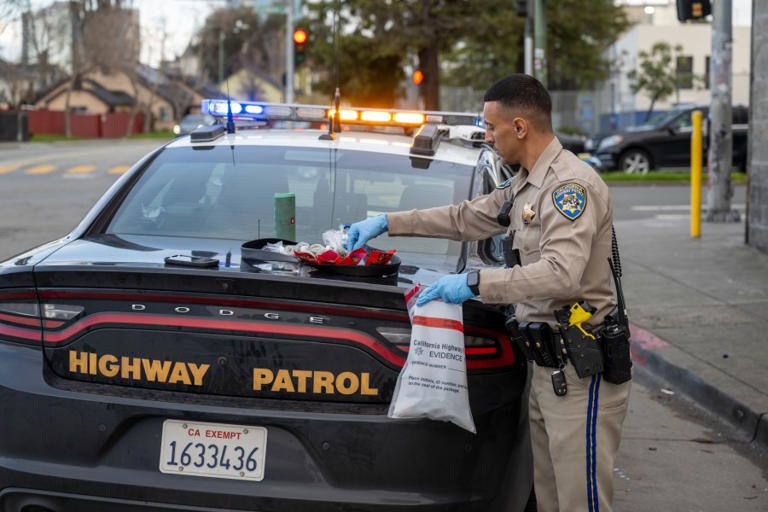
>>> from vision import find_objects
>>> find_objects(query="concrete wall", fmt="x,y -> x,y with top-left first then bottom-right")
748,1 -> 767,251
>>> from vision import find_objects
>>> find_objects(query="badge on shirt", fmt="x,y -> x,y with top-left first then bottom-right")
522,203 -> 536,224
552,183 -> 587,221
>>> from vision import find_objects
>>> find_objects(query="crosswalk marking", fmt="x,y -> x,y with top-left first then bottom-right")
67,165 -> 96,174
0,164 -> 20,174
27,165 -> 57,175
108,165 -> 130,175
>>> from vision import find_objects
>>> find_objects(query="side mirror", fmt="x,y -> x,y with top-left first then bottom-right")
667,125 -> 677,136
477,234 -> 506,265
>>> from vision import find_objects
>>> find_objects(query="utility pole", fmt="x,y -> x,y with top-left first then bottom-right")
706,0 -> 739,222
284,0 -> 294,104
218,30 -> 224,86
533,0 -> 547,86
524,0 -> 533,75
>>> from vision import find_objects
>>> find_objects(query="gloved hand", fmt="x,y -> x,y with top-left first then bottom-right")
416,273 -> 477,306
345,215 -> 388,251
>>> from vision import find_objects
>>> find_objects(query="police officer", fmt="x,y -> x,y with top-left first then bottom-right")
346,74 -> 631,512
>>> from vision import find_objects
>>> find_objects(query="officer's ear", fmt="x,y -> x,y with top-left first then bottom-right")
512,117 -> 528,139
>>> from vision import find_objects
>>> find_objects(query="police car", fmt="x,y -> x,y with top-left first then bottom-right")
0,100 -> 533,511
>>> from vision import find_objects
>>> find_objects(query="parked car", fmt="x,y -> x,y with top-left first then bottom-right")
587,104 -> 749,173
172,113 -> 217,135
0,101 -> 534,511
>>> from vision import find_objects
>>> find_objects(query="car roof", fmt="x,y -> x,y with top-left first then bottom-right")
164,128 -> 481,167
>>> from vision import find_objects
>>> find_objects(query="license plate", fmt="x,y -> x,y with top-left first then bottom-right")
159,420 -> 267,481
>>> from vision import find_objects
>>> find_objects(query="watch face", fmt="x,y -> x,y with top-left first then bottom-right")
468,271 -> 480,291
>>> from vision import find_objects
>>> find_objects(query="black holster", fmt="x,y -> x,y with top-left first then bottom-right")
502,231 -> 521,268
599,320 -> 633,384
505,317 -> 562,368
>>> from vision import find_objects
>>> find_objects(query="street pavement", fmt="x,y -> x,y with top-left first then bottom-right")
0,140 -> 766,508
0,139 -> 165,256
612,190 -> 768,450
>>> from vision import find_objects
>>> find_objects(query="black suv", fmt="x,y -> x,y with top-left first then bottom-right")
588,105 -> 749,173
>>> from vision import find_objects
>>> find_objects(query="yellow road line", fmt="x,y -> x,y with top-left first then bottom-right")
26,165 -> 58,175
108,165 -> 131,175
0,164 -> 20,175
67,165 -> 96,174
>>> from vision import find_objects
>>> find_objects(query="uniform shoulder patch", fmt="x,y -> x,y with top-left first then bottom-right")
552,182 -> 587,220
496,178 -> 512,189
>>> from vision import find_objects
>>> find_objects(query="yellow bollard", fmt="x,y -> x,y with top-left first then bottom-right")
690,110 -> 702,238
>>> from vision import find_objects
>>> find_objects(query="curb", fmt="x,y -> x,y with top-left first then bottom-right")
629,323 -> 765,447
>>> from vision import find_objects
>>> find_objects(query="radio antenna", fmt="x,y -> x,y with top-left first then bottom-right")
334,0 -> 340,93
320,0 -> 342,140
225,79 -> 235,134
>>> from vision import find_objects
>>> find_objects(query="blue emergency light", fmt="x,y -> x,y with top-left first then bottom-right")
200,99 -> 481,128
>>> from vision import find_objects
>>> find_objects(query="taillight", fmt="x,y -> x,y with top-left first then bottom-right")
0,295 -> 42,345
376,326 -> 499,350
376,326 -> 411,346
42,304 -> 84,321
0,302 -> 38,318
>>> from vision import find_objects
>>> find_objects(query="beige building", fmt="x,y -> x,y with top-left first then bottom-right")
36,70 -> 178,130
606,1 -> 751,118
610,24 -> 751,114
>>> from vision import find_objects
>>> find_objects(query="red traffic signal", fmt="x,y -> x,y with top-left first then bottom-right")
412,69 -> 424,85
293,29 -> 308,45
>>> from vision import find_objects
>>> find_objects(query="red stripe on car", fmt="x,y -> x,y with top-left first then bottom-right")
0,313 -> 41,327
0,323 -> 42,341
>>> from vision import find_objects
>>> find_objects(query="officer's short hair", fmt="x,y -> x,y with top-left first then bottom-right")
484,74 -> 552,131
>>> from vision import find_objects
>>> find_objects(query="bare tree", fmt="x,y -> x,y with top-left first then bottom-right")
63,0 -> 138,136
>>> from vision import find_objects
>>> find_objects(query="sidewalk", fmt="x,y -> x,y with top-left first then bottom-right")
616,213 -> 768,447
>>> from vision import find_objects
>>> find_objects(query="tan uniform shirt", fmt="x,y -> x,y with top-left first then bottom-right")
388,137 -> 615,326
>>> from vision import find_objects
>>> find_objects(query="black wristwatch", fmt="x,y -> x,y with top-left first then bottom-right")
466,270 -> 480,296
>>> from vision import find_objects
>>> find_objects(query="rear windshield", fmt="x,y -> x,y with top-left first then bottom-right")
107,145 -> 472,259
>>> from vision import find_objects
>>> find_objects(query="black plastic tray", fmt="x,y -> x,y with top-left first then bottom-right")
241,238 -> 298,264
242,239 -> 400,277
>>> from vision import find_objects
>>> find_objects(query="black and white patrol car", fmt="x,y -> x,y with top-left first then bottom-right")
0,101 -> 532,511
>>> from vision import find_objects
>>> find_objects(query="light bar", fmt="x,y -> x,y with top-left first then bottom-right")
201,99 -> 481,129
394,112 -> 425,125
244,104 -> 264,114
360,111 -> 391,123
327,109 -> 358,121
209,101 -> 242,116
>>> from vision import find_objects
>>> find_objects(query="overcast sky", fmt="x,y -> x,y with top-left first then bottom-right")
0,0 -> 755,66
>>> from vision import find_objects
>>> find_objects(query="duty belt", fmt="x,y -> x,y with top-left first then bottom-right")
505,319 -> 568,369
505,303 -> 632,385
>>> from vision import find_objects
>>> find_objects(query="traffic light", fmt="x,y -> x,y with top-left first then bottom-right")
515,0 -> 527,17
412,69 -> 424,86
293,28 -> 308,66
676,0 -> 711,22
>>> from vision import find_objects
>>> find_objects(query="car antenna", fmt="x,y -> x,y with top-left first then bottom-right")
225,79 -> 235,134
320,0 -> 341,141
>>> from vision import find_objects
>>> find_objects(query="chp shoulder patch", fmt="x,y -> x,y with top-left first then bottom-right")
552,182 -> 587,220
496,178 -> 512,189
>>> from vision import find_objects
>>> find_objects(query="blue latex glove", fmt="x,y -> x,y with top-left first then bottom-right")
416,273 -> 477,307
346,215 -> 388,251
